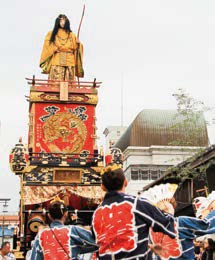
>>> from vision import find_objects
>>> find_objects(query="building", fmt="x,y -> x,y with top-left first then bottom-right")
0,214 -> 19,245
103,126 -> 127,151
115,109 -> 209,195
143,145 -> 215,216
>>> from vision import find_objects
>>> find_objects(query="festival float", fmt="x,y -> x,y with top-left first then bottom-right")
9,76 -> 105,255
9,9 -> 123,257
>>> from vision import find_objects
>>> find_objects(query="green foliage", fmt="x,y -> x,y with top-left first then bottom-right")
162,89 -> 214,188
173,88 -> 209,116
164,153 -> 215,187
168,88 -> 210,146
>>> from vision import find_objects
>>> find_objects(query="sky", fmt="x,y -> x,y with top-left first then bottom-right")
1,0 -> 215,212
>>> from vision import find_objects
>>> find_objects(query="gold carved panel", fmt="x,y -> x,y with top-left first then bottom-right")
54,168 -> 82,183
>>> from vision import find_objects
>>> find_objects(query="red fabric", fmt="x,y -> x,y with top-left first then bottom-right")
40,227 -> 70,259
150,222 -> 181,259
105,155 -> 113,165
30,103 -> 95,154
93,202 -> 136,255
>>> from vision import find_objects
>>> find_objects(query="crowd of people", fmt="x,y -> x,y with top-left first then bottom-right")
1,163 -> 214,259
194,238 -> 215,260
36,14 -> 215,259
1,11 -> 214,260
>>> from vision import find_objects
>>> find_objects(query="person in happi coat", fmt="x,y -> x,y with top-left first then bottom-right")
30,198 -> 97,259
144,187 -> 215,260
92,163 -> 176,260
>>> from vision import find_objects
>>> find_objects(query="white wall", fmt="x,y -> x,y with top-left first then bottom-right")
123,145 -> 206,196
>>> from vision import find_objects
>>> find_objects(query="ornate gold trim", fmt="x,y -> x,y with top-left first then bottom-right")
90,166 -> 104,173
85,94 -> 98,105
23,165 -> 37,173
53,168 -> 82,183
30,92 -> 98,105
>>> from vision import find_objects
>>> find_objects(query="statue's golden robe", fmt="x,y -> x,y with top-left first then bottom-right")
40,29 -> 84,78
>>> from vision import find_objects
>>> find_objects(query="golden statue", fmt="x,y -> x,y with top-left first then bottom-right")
40,14 -> 84,81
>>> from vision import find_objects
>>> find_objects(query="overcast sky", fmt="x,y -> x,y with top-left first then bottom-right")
1,0 -> 215,211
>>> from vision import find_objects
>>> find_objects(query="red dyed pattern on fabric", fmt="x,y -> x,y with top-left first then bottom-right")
150,222 -> 181,259
40,227 -> 70,260
93,202 -> 136,255
31,103 -> 95,154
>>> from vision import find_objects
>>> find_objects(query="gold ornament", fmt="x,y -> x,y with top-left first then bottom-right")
50,195 -> 65,205
43,111 -> 87,153
100,163 -> 122,175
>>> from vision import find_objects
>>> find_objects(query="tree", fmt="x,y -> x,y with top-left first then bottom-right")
168,88 -> 210,146
166,88 -> 211,187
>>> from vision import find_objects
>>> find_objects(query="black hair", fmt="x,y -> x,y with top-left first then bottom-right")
206,238 -> 215,250
102,164 -> 125,191
50,14 -> 72,43
1,241 -> 10,249
49,201 -> 68,220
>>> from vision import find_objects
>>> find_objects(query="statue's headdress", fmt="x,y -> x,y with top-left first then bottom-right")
58,14 -> 68,19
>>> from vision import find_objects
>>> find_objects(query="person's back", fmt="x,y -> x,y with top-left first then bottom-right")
31,200 -> 97,260
144,189 -> 215,259
92,164 -> 176,260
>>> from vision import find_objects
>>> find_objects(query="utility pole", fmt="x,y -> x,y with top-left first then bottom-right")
0,199 -> 10,244
121,73 -> 124,127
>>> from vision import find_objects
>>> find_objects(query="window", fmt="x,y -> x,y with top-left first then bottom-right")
150,170 -> 160,180
131,169 -> 139,180
139,169 -> 150,180
130,167 -> 167,181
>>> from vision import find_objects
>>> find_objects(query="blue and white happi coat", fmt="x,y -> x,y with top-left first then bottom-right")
92,191 -> 176,260
169,210 -> 215,260
30,220 -> 98,260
